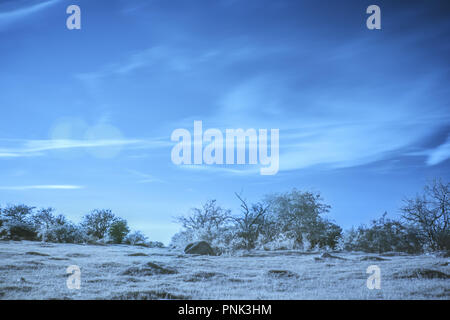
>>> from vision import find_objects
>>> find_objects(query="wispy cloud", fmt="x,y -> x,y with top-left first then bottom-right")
0,185 -> 83,191
127,169 -> 166,183
0,138 -> 169,158
418,136 -> 450,166
75,44 -> 257,85
175,164 -> 260,176
75,47 -> 183,83
0,0 -> 60,28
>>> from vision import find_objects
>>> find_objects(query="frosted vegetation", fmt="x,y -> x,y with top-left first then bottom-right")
171,179 -> 449,254
0,241 -> 448,299
0,179 -> 448,299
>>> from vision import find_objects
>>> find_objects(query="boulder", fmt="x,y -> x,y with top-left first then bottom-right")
184,241 -> 215,255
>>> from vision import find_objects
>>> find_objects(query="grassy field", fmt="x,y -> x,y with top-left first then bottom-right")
0,241 -> 448,300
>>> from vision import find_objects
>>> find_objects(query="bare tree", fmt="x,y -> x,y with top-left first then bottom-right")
232,193 -> 269,250
401,179 -> 449,250
175,200 -> 231,243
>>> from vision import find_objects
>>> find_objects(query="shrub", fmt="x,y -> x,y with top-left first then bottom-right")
265,189 -> 342,250
49,215 -> 87,243
32,208 -> 87,243
124,231 -> 148,245
170,230 -> 194,249
308,219 -> 343,250
1,221 -> 37,241
48,221 -> 87,243
0,205 -> 37,240
175,199 -> 232,244
147,241 -> 164,248
343,213 -> 424,253
1,204 -> 35,223
32,208 -> 57,242
108,218 -> 130,244
81,209 -> 116,240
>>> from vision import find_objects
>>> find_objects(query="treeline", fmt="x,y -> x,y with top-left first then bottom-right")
1,179 -> 448,254
0,207 -> 163,248
171,179 -> 449,254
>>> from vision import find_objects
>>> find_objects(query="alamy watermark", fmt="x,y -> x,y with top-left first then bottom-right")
171,121 -> 279,175
366,5 -> 381,30
66,265 -> 81,290
366,265 -> 381,289
65,5 -> 380,31
66,5 -> 81,30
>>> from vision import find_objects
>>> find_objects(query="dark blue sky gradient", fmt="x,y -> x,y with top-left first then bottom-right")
0,0 -> 449,243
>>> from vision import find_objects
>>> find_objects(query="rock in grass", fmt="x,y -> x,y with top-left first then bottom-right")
184,241 -> 215,256
25,251 -> 49,256
394,268 -> 450,279
121,262 -> 177,276
267,270 -> 299,278
360,256 -> 390,261
185,272 -> 224,282
66,253 -> 90,258
112,290 -> 189,300
320,252 -> 346,260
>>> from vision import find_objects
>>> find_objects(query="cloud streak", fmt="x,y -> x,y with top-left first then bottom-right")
0,138 -> 169,158
127,169 -> 166,184
0,185 -> 83,191
0,0 -> 60,28
425,136 -> 450,166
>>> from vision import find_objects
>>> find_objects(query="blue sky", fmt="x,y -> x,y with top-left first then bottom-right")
0,0 -> 449,244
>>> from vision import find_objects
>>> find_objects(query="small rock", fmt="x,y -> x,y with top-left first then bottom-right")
320,252 -> 346,260
267,270 -> 299,278
121,262 -> 177,276
25,251 -> 49,257
360,256 -> 389,261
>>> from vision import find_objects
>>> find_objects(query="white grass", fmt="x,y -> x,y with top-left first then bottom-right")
0,241 -> 448,300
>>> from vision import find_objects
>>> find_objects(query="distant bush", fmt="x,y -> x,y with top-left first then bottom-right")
0,205 -> 152,246
0,205 -> 37,241
343,213 -> 424,254
170,230 -> 194,249
81,209 -> 117,240
264,189 -> 342,250
124,231 -> 148,245
175,199 -> 232,244
1,220 -> 37,241
33,208 -> 87,243
147,241 -> 164,248
46,216 -> 87,244
1,204 -> 35,224
108,218 -> 130,244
